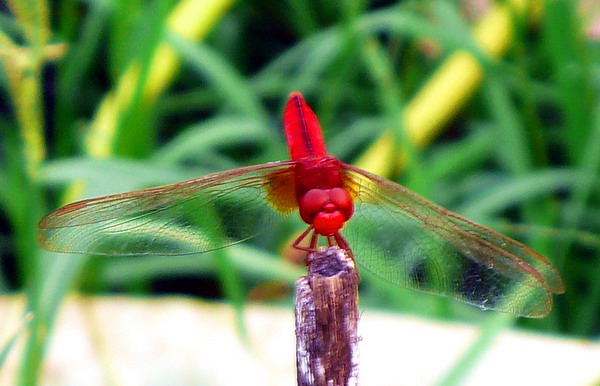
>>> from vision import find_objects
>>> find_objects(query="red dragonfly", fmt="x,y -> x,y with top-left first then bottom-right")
39,92 -> 564,317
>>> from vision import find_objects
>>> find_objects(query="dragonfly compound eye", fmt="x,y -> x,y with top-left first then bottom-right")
299,188 -> 330,223
329,187 -> 354,220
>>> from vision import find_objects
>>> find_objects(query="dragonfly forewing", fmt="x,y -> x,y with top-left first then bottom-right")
39,162 -> 297,256
340,163 -> 565,317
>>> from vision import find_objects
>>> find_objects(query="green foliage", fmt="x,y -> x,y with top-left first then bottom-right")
1,0 -> 599,384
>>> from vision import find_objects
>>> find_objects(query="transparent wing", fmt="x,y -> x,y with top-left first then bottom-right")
341,163 -> 565,317
39,161 -> 297,256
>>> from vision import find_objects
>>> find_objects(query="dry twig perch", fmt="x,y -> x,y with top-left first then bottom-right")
295,246 -> 360,386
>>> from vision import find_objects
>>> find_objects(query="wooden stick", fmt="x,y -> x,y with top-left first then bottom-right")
295,246 -> 360,386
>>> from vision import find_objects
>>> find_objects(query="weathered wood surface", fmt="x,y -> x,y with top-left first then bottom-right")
295,247 -> 360,386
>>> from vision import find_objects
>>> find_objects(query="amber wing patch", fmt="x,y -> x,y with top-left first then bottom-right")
264,170 -> 298,214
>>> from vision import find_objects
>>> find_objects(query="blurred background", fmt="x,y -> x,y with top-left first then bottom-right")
1,0 -> 600,384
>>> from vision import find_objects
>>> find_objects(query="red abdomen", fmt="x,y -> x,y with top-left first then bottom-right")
284,92 -> 327,160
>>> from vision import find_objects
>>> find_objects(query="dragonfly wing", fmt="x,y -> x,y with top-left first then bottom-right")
341,163 -> 565,317
39,161 -> 298,256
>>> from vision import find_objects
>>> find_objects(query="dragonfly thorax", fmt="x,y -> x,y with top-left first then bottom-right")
299,187 -> 354,235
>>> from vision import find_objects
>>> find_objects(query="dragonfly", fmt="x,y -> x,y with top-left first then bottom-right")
39,92 -> 564,317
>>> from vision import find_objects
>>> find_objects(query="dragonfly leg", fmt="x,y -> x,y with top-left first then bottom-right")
326,235 -> 335,246
333,232 -> 351,252
309,232 -> 319,249
293,226 -> 317,252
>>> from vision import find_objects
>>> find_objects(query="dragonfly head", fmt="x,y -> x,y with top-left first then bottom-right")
299,187 -> 354,235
